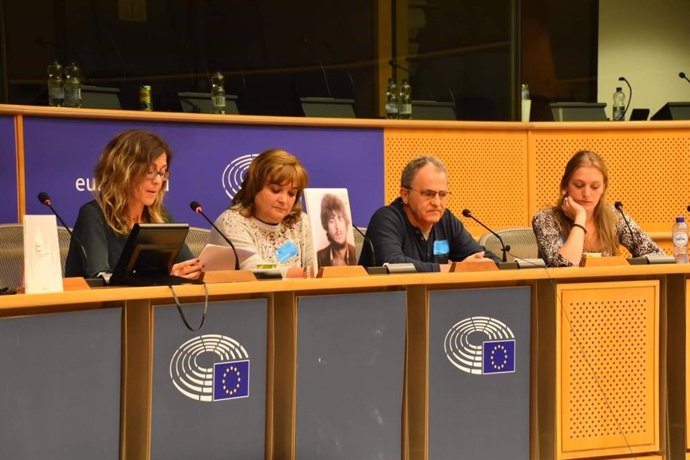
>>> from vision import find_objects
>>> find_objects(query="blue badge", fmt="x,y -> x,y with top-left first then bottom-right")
275,240 -> 299,263
433,239 -> 449,255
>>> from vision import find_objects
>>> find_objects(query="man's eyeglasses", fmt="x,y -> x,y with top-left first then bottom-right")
404,188 -> 451,201
145,168 -> 170,181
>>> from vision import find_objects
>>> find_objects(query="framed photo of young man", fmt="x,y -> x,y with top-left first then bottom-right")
303,188 -> 357,273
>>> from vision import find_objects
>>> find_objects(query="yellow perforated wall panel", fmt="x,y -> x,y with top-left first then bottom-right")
556,281 -> 660,459
383,124 -> 690,251
531,130 -> 690,234
384,128 -> 528,236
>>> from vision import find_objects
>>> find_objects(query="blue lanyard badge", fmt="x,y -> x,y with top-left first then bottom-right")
275,240 -> 299,264
433,239 -> 449,256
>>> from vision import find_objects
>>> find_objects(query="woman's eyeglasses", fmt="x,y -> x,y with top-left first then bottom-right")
145,168 -> 170,181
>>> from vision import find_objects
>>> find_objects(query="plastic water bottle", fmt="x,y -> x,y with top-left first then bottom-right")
47,60 -> 64,107
672,217 -> 689,263
64,62 -> 82,108
385,78 -> 398,119
399,79 -> 412,119
520,83 -> 531,121
211,72 -> 226,114
612,87 -> 625,121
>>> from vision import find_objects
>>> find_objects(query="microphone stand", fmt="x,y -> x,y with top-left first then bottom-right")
351,225 -> 387,275
302,36 -> 332,98
461,209 -> 510,263
614,201 -> 640,259
388,58 -> 412,86
680,72 -> 690,84
618,76 -> 632,118
189,201 -> 240,270
612,202 -> 672,265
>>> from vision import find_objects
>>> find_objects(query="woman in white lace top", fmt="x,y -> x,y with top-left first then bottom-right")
209,149 -> 313,271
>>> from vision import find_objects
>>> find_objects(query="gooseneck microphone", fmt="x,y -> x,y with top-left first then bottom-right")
461,208 -> 510,262
352,224 -> 378,268
680,72 -> 690,84
618,76 -> 632,118
614,201 -> 639,257
189,201 -> 240,270
38,192 -> 71,230
388,58 -> 411,74
302,36 -> 332,98
38,191 -> 90,277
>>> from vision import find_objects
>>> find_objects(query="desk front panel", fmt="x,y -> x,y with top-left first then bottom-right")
151,299 -> 268,460
295,291 -> 406,460
427,286 -> 531,460
0,307 -> 122,460
556,280 -> 660,459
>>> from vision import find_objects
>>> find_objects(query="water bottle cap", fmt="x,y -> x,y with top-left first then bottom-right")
676,216 -> 685,222
616,87 -> 622,91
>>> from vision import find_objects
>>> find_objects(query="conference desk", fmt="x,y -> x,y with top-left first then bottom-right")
0,265 -> 688,460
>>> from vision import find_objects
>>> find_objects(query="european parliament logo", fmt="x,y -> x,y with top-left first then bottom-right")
222,153 -> 260,199
444,316 -> 516,375
170,334 -> 251,402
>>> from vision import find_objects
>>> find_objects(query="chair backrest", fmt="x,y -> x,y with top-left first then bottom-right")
185,227 -> 210,258
353,227 -> 366,261
0,224 -> 72,289
478,227 -> 539,262
57,226 -> 71,269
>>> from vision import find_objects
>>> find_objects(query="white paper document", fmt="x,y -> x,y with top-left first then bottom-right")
23,215 -> 63,294
198,244 -> 255,271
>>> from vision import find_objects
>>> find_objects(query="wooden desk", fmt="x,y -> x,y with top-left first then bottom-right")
0,265 -> 689,459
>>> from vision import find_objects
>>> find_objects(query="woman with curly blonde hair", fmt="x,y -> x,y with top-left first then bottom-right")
209,148 -> 313,270
65,130 -> 203,279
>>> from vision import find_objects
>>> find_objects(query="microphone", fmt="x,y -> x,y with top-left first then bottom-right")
38,192 -> 71,230
351,224 -> 388,274
461,208 -> 510,262
618,76 -> 632,118
302,36 -> 332,98
388,59 -> 411,74
37,191 -> 95,281
190,201 -> 240,270
680,72 -> 690,84
614,201 -> 640,257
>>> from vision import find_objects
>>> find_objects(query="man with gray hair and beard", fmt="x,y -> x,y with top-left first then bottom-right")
359,155 -> 500,272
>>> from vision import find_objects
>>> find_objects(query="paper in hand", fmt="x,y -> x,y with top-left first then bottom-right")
198,244 -> 255,271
